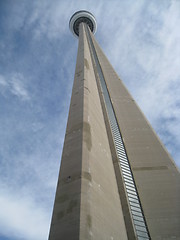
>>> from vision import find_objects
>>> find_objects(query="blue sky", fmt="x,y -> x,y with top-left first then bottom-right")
0,0 -> 179,239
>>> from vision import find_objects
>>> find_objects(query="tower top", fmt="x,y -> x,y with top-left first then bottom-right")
69,10 -> 97,37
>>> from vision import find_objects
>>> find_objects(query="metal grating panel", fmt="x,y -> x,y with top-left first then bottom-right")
86,25 -> 150,239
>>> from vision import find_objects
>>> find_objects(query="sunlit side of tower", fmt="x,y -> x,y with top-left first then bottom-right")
49,11 -> 180,240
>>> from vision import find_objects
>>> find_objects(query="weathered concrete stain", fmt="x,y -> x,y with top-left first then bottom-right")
56,199 -> 78,220
57,211 -> 64,220
83,122 -> 92,151
82,171 -> 92,182
67,199 -> 78,214
60,171 -> 92,185
76,70 -> 82,77
133,166 -> 168,171
67,122 -> 92,150
56,194 -> 69,203
84,58 -> 89,69
84,86 -> 90,93
67,122 -> 83,135
76,70 -> 82,74
87,214 -> 92,229
60,173 -> 81,185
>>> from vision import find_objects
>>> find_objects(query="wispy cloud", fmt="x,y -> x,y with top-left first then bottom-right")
0,186 -> 49,240
0,75 -> 8,87
0,73 -> 30,100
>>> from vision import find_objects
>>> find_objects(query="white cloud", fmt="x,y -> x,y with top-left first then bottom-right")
0,75 -> 8,86
0,187 -> 50,240
24,1 -> 71,40
0,73 -> 30,101
10,73 -> 30,100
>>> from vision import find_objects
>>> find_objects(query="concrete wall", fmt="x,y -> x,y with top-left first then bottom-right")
49,23 -> 128,240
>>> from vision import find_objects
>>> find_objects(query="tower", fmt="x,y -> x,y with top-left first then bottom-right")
49,11 -> 180,239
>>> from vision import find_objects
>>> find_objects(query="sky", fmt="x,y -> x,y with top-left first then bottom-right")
0,0 -> 179,239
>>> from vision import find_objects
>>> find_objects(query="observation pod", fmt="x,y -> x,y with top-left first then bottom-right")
69,10 -> 97,37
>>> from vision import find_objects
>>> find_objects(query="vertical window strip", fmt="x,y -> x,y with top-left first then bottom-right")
85,25 -> 150,239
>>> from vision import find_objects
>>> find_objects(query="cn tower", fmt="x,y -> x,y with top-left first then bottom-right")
48,11 -> 180,240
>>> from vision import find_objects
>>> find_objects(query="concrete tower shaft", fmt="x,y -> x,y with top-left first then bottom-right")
49,21 -> 128,240
49,11 -> 180,240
